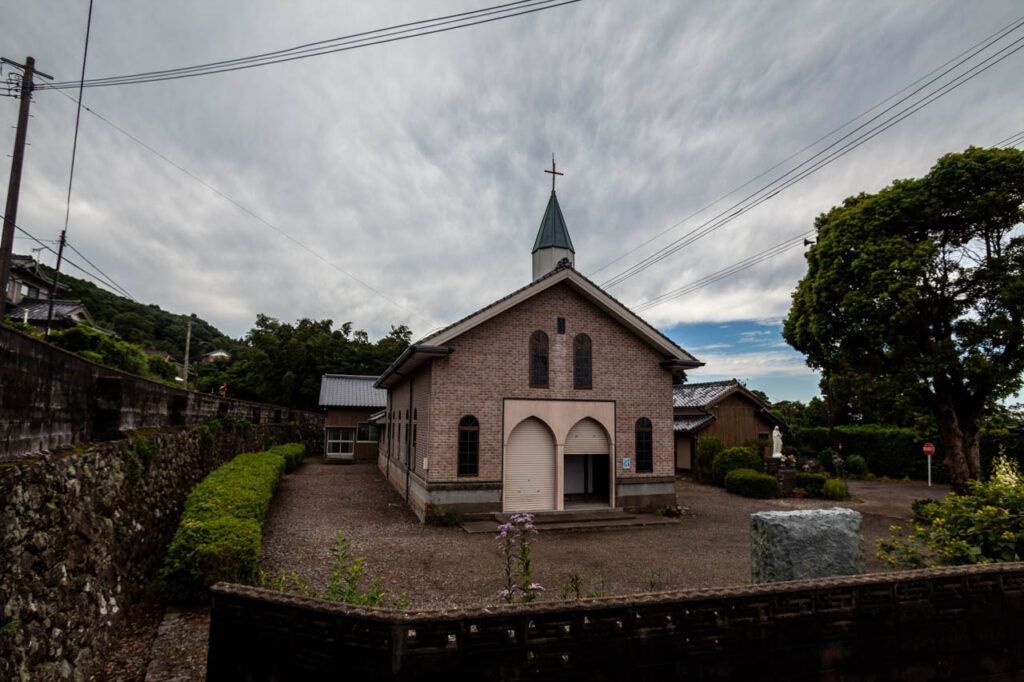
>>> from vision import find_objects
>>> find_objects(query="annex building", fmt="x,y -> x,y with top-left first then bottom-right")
376,180 -> 702,520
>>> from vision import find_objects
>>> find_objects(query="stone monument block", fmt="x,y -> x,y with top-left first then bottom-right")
751,508 -> 865,584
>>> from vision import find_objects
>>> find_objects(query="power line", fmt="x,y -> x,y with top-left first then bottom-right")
48,88 -> 426,322
39,0 -> 581,90
589,13 -> 1024,280
598,17 -> 1024,291
631,232 -> 813,314
995,128 -> 1024,148
6,217 -> 137,300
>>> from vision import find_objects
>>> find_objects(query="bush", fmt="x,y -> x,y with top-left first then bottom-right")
845,454 -> 869,477
711,447 -> 762,486
821,478 -> 850,500
796,472 -> 828,497
878,456 -> 1024,568
791,425 -> 953,482
268,443 -> 306,472
160,445 -> 300,602
693,436 -> 724,483
724,468 -> 780,498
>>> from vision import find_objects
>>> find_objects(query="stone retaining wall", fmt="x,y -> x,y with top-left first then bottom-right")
0,420 -> 320,681
207,562 -> 1024,681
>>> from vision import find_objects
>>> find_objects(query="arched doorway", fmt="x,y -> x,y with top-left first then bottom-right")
503,417 -> 556,512
564,417 -> 610,507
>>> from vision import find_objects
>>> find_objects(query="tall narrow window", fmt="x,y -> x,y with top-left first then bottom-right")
458,416 -> 479,476
636,418 -> 653,472
574,333 -> 592,389
530,331 -> 549,388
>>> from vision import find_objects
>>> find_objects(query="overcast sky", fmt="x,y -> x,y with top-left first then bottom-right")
3,1 -> 1022,401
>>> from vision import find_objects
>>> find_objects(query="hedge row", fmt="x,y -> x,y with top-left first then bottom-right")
724,468 -> 780,498
160,443 -> 306,602
711,447 -> 763,486
792,426 -> 1024,483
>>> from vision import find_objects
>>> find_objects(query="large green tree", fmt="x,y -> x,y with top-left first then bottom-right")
784,147 -> 1024,492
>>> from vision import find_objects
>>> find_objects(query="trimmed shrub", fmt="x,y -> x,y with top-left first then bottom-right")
160,444 -> 300,602
711,447 -> 762,486
693,436 -> 724,483
725,468 -> 780,499
822,478 -> 850,500
796,472 -> 828,497
846,454 -> 869,477
268,443 -> 306,472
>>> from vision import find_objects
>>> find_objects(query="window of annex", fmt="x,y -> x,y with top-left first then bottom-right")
357,422 -> 379,442
530,331 -> 549,388
635,418 -> 653,472
327,427 -> 355,455
458,415 -> 479,476
574,333 -> 592,389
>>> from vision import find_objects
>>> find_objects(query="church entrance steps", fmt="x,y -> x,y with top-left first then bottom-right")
459,509 -> 679,534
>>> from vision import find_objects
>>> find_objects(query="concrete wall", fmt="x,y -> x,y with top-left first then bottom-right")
207,562 -> 1024,681
0,417 -> 321,682
1,326 -> 323,462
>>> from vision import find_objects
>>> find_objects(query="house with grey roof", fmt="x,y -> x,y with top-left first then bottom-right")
673,379 -> 789,470
319,374 -> 387,462
4,254 -> 93,333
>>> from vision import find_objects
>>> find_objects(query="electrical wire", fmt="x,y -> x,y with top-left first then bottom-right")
38,0 -> 581,90
599,20 -> 1024,291
589,13 -> 1024,279
631,232 -> 813,314
6,217 -> 138,301
995,128 -> 1024,148
48,88 -> 426,322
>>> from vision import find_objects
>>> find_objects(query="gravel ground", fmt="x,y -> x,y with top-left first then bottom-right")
259,459 -> 951,610
105,460 -> 949,681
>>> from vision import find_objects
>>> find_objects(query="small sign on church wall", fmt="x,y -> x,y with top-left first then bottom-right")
623,457 -> 631,470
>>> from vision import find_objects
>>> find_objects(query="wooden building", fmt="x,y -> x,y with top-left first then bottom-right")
673,379 -> 789,469
318,374 -> 386,462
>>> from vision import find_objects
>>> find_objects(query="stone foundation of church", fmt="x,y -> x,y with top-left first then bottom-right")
613,477 -> 676,512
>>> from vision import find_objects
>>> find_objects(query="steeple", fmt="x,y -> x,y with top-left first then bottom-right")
532,156 -> 575,280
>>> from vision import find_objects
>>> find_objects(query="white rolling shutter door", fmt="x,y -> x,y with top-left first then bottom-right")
503,418 -> 556,512
564,418 -> 608,455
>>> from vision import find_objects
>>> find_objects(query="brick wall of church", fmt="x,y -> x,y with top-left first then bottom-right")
426,282 -> 675,484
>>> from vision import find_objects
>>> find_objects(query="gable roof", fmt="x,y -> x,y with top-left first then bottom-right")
532,191 -> 574,253
673,379 -> 743,408
319,374 -> 387,408
418,265 -> 701,364
6,298 -> 92,324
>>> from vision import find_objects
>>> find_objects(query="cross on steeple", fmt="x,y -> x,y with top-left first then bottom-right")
544,154 -> 563,193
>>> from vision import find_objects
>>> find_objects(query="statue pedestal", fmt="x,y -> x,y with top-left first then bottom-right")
763,458 -> 796,495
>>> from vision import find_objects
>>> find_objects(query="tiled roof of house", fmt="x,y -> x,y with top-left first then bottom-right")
7,298 -> 91,322
673,414 -> 716,433
319,374 -> 387,408
672,379 -> 741,408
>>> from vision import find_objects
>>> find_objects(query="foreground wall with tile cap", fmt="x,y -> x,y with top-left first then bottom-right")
208,562 -> 1024,681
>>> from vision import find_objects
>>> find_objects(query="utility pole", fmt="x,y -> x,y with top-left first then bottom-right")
182,319 -> 192,390
0,56 -> 53,322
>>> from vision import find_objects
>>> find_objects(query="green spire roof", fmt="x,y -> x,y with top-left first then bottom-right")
532,191 -> 575,254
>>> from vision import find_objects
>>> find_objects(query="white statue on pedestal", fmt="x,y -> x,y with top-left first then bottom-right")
772,426 -> 783,458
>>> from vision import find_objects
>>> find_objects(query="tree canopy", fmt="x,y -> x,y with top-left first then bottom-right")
784,146 -> 1024,491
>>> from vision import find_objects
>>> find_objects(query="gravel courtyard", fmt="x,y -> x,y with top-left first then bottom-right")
259,459 -> 950,610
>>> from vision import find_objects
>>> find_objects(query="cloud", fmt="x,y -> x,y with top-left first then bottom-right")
2,0 -> 1021,344
689,350 -> 817,380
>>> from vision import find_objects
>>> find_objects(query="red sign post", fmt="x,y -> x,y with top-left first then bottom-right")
923,442 -> 935,485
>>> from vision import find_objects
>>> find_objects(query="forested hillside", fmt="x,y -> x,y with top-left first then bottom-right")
39,263 -> 231,362
37,265 -> 412,410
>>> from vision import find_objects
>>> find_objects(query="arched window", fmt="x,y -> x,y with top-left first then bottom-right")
574,333 -> 592,389
530,331 -> 549,388
635,418 -> 653,472
458,415 -> 479,476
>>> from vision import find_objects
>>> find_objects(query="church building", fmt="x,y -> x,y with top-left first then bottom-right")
375,166 -> 702,520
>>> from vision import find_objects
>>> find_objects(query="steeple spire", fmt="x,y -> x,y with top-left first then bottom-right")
532,155 -> 575,280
